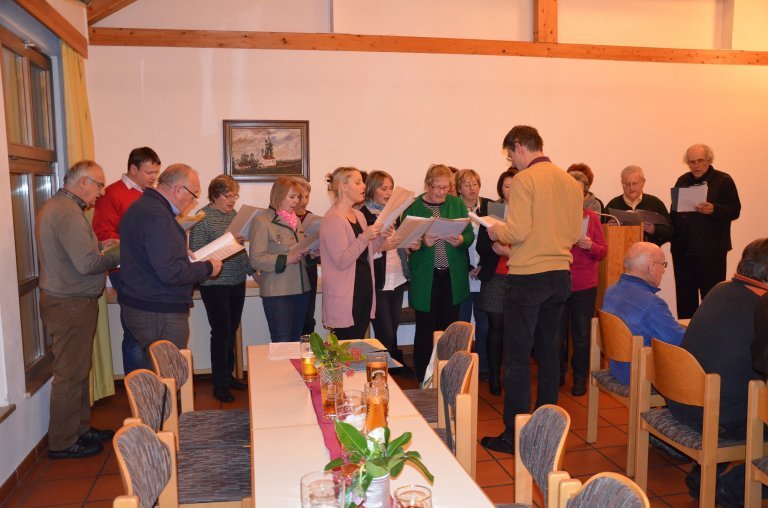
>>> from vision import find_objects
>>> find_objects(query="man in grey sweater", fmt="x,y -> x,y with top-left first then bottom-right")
36,160 -> 120,459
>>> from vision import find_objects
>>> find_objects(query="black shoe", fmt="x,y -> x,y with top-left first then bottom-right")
48,438 -> 103,459
214,387 -> 235,402
715,482 -> 742,508
571,379 -> 587,397
480,434 -> 515,455
79,427 -> 114,445
229,378 -> 247,390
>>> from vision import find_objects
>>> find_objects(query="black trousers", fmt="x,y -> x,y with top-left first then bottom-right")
672,252 -> 726,319
559,287 -> 597,381
371,284 -> 407,361
414,269 -> 458,383
200,283 -> 246,389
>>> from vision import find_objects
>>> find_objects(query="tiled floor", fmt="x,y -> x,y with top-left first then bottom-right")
1,368 -> 701,507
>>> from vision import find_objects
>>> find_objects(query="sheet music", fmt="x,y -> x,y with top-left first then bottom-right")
581,217 -> 590,237
373,187 -> 416,229
468,212 -> 505,229
225,205 -> 264,237
487,202 -> 507,220
606,208 -> 642,226
177,211 -> 205,231
426,218 -> 470,239
302,214 -> 322,236
190,232 -> 244,262
289,231 -> 319,253
673,183 -> 708,212
391,216 -> 434,249
268,342 -> 300,360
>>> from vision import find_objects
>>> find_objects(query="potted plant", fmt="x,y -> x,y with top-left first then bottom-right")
326,421 -> 434,508
309,332 -> 364,417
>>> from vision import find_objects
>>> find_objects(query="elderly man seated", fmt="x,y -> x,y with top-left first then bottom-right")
601,242 -> 684,385
605,165 -> 672,246
666,238 -> 768,507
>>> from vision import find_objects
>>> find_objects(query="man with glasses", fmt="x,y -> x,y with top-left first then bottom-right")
118,163 -> 222,363
601,242 -> 684,386
93,147 -> 161,374
671,144 -> 741,318
36,160 -> 120,459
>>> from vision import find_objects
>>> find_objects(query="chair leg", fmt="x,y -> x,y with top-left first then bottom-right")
745,463 -> 762,508
626,400 -> 637,477
634,425 -> 649,491
700,461 -> 717,508
586,380 -> 599,443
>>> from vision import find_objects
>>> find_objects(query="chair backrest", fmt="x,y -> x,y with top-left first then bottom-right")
649,339 -> 713,407
435,321 -> 474,361
596,310 -> 637,363
559,472 -> 649,508
436,351 -> 478,478
439,351 -> 473,419
514,404 -> 571,506
113,423 -> 176,508
149,340 -> 194,412
124,369 -> 177,436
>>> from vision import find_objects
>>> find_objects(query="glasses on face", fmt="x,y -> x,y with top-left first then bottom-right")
430,184 -> 450,192
182,185 -> 199,200
85,176 -> 105,190
653,261 -> 668,268
222,193 -> 239,200
687,158 -> 708,167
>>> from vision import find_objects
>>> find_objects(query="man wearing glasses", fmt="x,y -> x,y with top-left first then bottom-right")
671,144 -> 741,319
118,164 -> 222,363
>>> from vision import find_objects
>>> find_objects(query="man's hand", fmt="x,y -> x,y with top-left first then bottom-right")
642,222 -> 655,235
445,234 -> 463,247
286,250 -> 306,264
469,266 -> 481,279
488,223 -> 502,241
694,201 -> 714,215
209,258 -> 223,277
577,236 -> 593,250
100,238 -> 119,251
423,234 -> 439,247
492,242 -> 512,257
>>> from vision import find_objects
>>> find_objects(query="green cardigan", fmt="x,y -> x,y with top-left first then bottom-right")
402,194 -> 474,312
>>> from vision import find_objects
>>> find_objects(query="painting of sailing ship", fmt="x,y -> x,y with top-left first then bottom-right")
223,120 -> 309,181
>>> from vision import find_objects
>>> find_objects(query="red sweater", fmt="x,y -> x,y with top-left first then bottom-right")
570,209 -> 607,291
93,179 -> 142,241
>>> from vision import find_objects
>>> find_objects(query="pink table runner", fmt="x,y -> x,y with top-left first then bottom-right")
290,359 -> 343,460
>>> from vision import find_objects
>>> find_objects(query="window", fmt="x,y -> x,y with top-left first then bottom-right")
1,25 -> 57,391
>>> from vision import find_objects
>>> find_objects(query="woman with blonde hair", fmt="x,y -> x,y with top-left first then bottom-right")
402,164 -> 473,382
320,167 -> 386,340
249,176 -> 310,342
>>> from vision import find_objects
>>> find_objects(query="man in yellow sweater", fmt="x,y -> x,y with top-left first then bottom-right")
482,125 -> 583,454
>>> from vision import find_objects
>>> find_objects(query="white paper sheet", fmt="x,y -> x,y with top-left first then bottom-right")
426,217 -> 470,238
674,183 -> 708,212
267,342 -> 300,360
468,211 -> 505,229
373,187 -> 416,229
190,232 -> 244,261
225,205 -> 264,237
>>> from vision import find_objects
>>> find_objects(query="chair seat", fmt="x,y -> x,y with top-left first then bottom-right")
567,476 -> 646,508
640,409 -> 744,451
178,408 -> 250,449
592,369 -> 630,398
754,457 -> 768,474
177,444 -> 251,504
403,388 -> 438,423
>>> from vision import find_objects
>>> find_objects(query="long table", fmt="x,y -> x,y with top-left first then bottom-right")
247,343 -> 494,507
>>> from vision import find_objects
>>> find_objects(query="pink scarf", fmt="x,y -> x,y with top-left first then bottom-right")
276,208 -> 299,231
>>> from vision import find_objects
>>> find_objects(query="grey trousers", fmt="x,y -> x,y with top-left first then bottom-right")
121,304 -> 190,365
40,293 -> 99,450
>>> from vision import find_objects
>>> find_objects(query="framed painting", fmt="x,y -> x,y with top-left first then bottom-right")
223,120 -> 309,182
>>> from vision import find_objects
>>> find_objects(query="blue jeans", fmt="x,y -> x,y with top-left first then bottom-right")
262,292 -> 311,342
109,271 -> 144,374
502,271 -> 571,440
458,291 -> 489,374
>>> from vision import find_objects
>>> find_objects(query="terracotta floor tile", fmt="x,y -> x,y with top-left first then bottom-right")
565,431 -> 592,452
482,483 -> 516,505
555,396 -> 611,430
101,452 -> 120,475
0,479 -> 35,508
660,493 -> 699,507
649,497 -> 671,507
562,449 -> 620,477
84,501 -> 114,508
477,399 -> 502,421
88,474 -> 124,501
476,418 -> 506,439
646,464 -> 689,497
595,445 -> 630,473
475,460 -> 513,487
43,452 -> 108,479
598,391 -> 625,409
22,476 -> 94,506
476,442 -> 494,462
496,457 -> 515,477
598,406 -> 630,426
573,425 -> 629,449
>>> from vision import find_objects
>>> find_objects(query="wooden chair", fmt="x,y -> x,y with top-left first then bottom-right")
403,321 -> 474,425
745,379 -> 768,508
148,340 -> 195,413
550,471 -> 649,508
587,310 -> 665,476
634,340 -> 746,507
112,422 -> 250,507
124,368 -> 249,451
433,351 -> 478,478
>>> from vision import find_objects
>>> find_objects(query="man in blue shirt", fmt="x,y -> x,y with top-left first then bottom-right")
602,242 -> 684,384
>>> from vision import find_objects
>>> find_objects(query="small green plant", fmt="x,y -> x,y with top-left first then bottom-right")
310,332 -> 364,376
325,422 -> 434,508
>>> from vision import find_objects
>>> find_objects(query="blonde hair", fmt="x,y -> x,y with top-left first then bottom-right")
456,168 -> 481,196
424,164 -> 453,187
325,166 -> 360,201
269,176 -> 302,209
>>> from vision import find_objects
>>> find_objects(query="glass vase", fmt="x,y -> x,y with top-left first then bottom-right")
320,363 -> 344,418
364,473 -> 391,508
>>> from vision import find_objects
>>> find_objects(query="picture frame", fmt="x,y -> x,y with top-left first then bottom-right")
223,120 -> 309,182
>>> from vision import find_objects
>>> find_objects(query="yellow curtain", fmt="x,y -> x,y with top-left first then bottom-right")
61,42 -> 115,402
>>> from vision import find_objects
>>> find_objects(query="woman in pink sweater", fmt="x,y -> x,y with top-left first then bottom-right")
320,167 -> 386,339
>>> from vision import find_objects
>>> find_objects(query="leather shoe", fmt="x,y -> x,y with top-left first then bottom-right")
214,387 -> 235,403
80,427 -> 114,445
480,434 -> 515,455
229,378 -> 247,390
48,438 -> 103,459
571,379 -> 587,397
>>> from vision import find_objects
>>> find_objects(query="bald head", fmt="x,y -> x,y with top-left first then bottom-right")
624,242 -> 667,287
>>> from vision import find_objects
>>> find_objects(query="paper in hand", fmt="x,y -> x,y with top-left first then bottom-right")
672,183 -> 708,212
226,205 -> 264,237
190,232 -> 244,262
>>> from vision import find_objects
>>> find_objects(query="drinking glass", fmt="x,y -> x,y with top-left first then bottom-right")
300,470 -> 345,508
364,381 -> 389,433
335,389 -> 366,432
366,351 -> 388,383
394,484 -> 432,507
300,334 -> 318,382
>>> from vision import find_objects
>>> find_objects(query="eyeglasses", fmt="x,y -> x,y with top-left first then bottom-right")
222,193 -> 239,200
686,158 -> 708,167
430,184 -> 450,192
653,261 -> 668,268
85,176 -> 105,190
182,185 -> 199,200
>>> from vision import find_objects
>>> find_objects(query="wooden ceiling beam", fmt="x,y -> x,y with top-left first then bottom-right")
15,0 -> 88,57
87,0 -> 138,26
88,28 -> 768,66
534,0 -> 558,43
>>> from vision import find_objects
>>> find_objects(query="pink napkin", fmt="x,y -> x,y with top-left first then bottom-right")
290,359 -> 343,460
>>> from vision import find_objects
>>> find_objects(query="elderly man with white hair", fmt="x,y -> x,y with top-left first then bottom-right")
601,241 -> 684,385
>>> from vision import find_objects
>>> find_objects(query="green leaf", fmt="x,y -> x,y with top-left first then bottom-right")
329,333 -> 339,347
324,457 -> 344,470
389,459 -> 405,478
365,462 -> 388,478
335,421 -> 367,455
310,333 -> 324,358
386,431 -> 411,456
405,456 -> 434,483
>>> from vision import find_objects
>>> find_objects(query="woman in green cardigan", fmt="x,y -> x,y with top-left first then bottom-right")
402,164 -> 474,382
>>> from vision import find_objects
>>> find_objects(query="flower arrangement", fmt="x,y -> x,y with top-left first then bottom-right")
326,422 -> 434,508
309,331 -> 364,378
